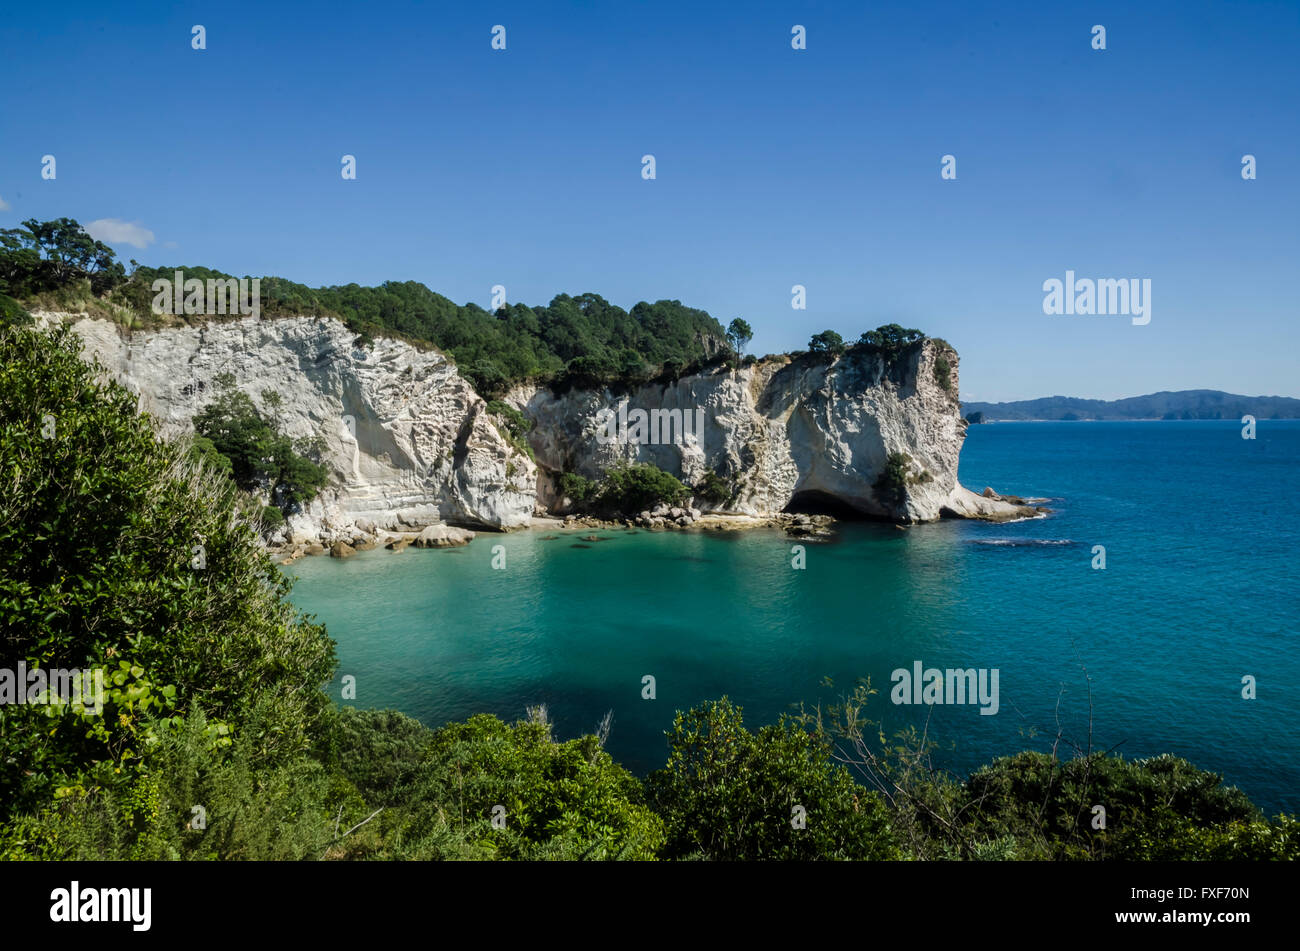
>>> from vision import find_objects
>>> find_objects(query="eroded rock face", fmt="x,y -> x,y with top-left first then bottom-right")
515,341 -> 1033,523
41,313 -> 536,537
41,312 -> 1032,542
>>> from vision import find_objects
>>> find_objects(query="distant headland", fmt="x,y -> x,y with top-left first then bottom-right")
962,390 -> 1300,423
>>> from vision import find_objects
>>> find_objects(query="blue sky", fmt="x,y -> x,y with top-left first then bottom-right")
2,0 -> 1296,401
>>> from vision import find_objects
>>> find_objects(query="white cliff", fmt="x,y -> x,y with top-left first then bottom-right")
37,312 -> 536,542
37,312 -> 1033,546
518,339 -> 1032,522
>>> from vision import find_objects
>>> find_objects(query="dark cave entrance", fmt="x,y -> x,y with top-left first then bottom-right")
782,490 -> 871,520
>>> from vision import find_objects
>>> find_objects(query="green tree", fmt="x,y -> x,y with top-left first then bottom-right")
557,471 -> 597,503
0,218 -> 125,296
191,386 -> 327,511
808,329 -> 846,356
874,451 -> 913,506
726,318 -> 753,356
858,324 -> 925,353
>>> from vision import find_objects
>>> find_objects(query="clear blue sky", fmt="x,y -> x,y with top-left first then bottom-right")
2,0 -> 1296,401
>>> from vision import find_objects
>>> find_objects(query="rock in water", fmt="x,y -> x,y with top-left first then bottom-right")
413,524 -> 476,548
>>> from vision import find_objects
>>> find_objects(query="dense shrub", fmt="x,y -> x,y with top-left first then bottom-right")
0,324 -> 336,821
597,462 -> 691,514
954,751 -> 1290,860
0,293 -> 30,325
320,710 -> 665,860
556,471 -> 597,503
693,468 -> 732,505
649,698 -> 899,860
857,323 -> 925,354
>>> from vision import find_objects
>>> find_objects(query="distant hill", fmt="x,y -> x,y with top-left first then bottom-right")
961,390 -> 1300,422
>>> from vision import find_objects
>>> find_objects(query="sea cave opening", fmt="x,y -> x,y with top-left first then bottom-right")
782,489 -> 871,520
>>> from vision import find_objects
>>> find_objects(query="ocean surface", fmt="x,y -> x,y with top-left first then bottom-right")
284,421 -> 1300,815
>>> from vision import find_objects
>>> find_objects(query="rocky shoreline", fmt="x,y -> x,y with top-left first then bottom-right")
270,499 -> 1056,564
270,511 -> 832,564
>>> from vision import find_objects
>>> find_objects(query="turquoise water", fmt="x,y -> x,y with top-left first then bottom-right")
284,421 -> 1300,815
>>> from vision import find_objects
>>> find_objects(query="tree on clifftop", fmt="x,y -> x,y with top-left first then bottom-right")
0,218 -> 126,297
726,317 -> 753,356
808,329 -> 846,356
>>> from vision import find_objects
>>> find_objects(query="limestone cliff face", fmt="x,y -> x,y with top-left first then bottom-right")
517,340 -> 1018,522
39,313 -> 536,540
39,312 -> 1027,541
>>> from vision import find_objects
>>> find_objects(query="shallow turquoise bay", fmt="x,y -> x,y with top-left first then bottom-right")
284,421 -> 1300,814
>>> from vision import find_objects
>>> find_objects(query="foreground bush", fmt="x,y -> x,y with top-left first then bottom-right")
0,324 -> 335,819
322,709 -> 665,860
649,698 -> 899,860
956,751 -> 1294,860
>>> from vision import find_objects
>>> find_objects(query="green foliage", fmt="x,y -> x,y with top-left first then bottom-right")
485,400 -> 535,462
693,468 -> 732,505
0,324 -> 336,821
485,400 -> 530,440
252,283 -> 721,395
462,359 -> 509,398
874,451 -> 912,506
557,471 -> 598,503
857,323 -> 925,353
6,220 -> 726,398
649,698 -> 899,860
726,317 -> 753,356
0,293 -> 31,326
808,329 -> 846,356
187,435 -> 234,480
954,751 -> 1290,861
0,218 -> 126,298
320,710 -> 664,860
426,714 -> 664,859
191,384 -> 328,510
0,708 -> 341,861
597,462 -> 691,514
933,355 -> 955,396
260,505 -> 286,530
802,681 -> 1297,862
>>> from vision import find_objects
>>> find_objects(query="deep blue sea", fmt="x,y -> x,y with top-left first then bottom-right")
284,421 -> 1300,815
